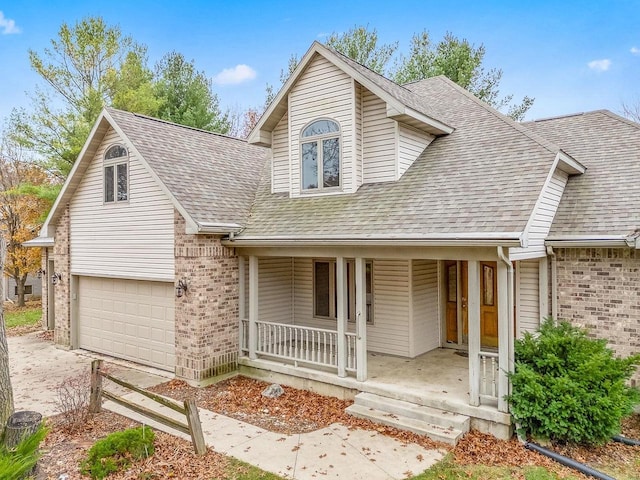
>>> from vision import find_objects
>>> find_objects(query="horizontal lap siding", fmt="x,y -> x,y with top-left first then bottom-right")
272,112 -> 289,193
70,128 -> 174,280
289,55 -> 354,196
292,258 -> 411,356
363,88 -> 396,183
258,257 -> 293,324
411,260 -> 440,356
369,260 -> 410,356
398,124 -> 434,178
517,260 -> 540,336
511,168 -> 568,260
354,82 -> 363,189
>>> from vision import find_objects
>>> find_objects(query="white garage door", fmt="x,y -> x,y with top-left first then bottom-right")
78,277 -> 175,371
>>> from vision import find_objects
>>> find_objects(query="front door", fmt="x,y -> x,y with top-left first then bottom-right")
444,260 -> 497,348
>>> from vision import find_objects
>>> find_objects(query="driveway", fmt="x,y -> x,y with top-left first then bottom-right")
7,333 -> 171,417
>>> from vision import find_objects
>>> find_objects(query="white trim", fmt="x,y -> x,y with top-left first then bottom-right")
545,236 -> 629,247
467,260 -> 481,406
22,237 -> 55,247
557,150 -> 586,175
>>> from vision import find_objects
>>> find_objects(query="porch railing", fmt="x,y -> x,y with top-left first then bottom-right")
478,351 -> 499,400
240,319 -> 357,373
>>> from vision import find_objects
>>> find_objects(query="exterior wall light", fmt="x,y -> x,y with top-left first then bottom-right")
176,279 -> 188,298
51,272 -> 62,286
36,268 -> 46,279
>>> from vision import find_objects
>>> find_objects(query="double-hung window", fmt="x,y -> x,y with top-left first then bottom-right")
104,145 -> 129,203
313,259 -> 373,324
301,119 -> 341,191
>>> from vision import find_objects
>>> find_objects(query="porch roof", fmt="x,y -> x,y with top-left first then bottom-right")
238,77 -> 559,242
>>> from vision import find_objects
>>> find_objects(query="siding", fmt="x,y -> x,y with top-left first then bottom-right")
517,260 -> 540,336
411,260 -> 440,356
398,124 -> 434,178
354,82 -> 363,189
289,54 -> 354,196
69,128 -> 175,280
271,111 -> 289,193
292,258 -> 411,356
511,168 -> 568,260
362,88 -> 396,183
258,257 -> 293,324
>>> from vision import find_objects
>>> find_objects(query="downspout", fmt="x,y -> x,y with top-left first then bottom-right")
546,246 -> 557,320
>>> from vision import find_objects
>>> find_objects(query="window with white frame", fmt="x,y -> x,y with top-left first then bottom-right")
104,144 -> 129,203
301,119 -> 340,191
313,259 -> 373,324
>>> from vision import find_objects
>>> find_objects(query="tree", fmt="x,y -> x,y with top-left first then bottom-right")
270,25 -> 533,121
392,31 -> 533,120
0,129 -> 53,307
0,237 -> 14,431
20,16 -> 144,178
326,25 -> 398,75
621,100 -> 640,123
154,52 -> 230,133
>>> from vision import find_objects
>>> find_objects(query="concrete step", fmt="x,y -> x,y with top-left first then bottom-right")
354,392 -> 470,432
345,404 -> 464,445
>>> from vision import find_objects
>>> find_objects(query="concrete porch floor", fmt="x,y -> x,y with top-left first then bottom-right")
239,347 -> 511,435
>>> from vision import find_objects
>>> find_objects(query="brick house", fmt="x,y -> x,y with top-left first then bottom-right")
26,42 -> 640,442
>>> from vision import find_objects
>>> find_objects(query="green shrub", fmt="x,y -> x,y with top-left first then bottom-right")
0,422 -> 48,480
80,426 -> 155,479
507,318 -> 640,445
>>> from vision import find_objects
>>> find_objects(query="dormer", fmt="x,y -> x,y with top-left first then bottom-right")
248,42 -> 453,197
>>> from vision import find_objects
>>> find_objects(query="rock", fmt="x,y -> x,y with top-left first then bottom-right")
262,383 -> 284,398
58,474 -> 69,480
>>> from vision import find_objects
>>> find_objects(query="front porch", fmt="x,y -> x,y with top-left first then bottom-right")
236,249 -> 516,438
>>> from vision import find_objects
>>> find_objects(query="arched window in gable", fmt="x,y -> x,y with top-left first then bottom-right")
300,119 -> 340,191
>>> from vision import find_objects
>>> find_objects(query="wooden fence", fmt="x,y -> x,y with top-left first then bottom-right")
88,359 -> 206,455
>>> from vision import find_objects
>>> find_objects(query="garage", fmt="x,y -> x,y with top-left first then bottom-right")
78,277 -> 175,371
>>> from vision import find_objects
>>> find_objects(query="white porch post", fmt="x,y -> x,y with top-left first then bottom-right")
336,256 -> 348,378
248,255 -> 258,360
497,260 -> 510,412
355,257 -> 367,381
238,256 -> 245,353
467,260 -> 481,406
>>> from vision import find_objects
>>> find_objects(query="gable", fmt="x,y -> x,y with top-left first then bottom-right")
69,126 -> 175,280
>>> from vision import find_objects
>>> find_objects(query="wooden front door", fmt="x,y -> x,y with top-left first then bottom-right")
445,261 -> 468,344
480,261 -> 499,348
445,260 -> 497,348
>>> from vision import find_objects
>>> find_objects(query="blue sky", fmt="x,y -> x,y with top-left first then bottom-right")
1,1 -> 639,123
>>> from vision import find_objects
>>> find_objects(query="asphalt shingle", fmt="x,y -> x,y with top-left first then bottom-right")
523,110 -> 640,237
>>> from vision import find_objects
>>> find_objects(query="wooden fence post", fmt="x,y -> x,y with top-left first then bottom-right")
89,359 -> 103,413
184,399 -> 206,455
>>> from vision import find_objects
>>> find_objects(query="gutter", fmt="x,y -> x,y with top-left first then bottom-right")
22,237 -> 55,248
546,235 -> 630,248
192,222 -> 244,235
225,232 -> 524,248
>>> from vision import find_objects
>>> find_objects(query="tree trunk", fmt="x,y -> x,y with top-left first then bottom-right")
16,273 -> 26,307
0,238 -> 14,430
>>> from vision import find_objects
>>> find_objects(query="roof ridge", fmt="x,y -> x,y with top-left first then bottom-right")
432,76 -> 562,156
525,109 -> 640,131
105,107 -> 250,144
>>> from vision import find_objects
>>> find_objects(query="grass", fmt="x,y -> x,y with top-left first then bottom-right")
225,458 -> 285,479
409,455 -> 581,480
4,305 -> 42,329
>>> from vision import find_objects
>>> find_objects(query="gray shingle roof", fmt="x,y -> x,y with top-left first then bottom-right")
239,76 -> 559,240
107,108 -> 267,228
524,110 -> 640,237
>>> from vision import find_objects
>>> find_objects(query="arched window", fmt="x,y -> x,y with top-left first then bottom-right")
104,144 -> 129,203
301,119 -> 340,190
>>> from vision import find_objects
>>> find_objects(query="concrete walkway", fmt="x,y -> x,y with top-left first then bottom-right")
8,333 -> 444,479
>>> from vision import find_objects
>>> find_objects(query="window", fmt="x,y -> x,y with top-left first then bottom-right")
14,285 -> 33,295
301,119 -> 340,190
313,260 -> 373,324
104,145 -> 128,203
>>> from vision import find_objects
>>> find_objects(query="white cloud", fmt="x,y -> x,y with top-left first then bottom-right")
0,11 -> 21,34
631,47 -> 640,55
587,59 -> 611,72
212,64 -> 257,85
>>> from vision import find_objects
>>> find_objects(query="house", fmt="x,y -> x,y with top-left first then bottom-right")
2,273 -> 42,303
26,42 -> 640,442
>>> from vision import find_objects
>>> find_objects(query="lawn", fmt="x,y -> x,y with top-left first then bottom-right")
3,301 -> 42,333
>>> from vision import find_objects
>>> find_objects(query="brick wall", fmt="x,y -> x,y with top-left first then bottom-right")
53,206 -> 71,347
556,247 -> 640,380
174,211 -> 240,382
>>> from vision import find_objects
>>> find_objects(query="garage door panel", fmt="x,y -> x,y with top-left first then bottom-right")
78,277 -> 175,371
